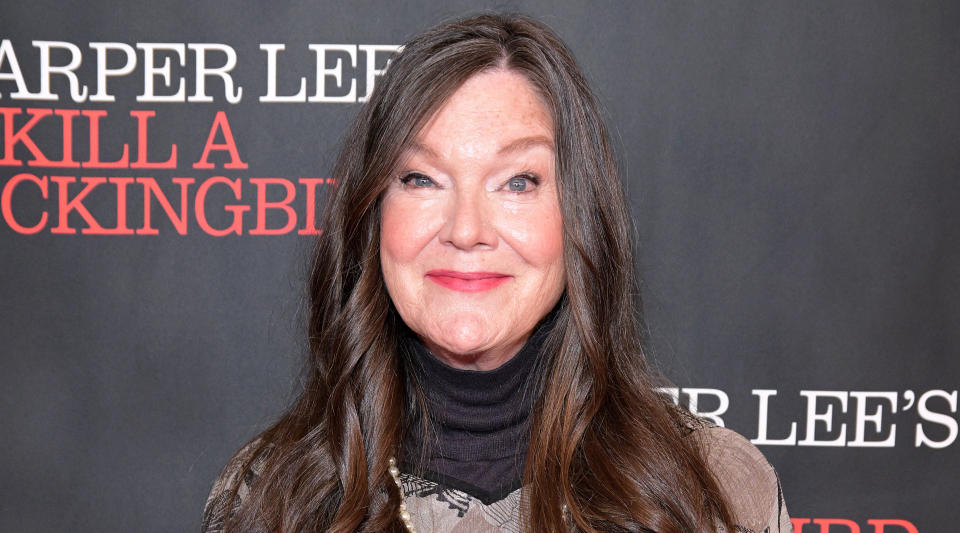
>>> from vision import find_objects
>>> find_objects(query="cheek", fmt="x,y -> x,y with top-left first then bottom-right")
502,203 -> 564,270
380,195 -> 446,313
380,195 -> 439,266
380,197 -> 409,300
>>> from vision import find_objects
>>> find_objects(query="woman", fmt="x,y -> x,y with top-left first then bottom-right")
203,13 -> 791,533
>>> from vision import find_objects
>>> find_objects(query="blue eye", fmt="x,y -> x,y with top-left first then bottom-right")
401,172 -> 435,188
507,174 -> 538,192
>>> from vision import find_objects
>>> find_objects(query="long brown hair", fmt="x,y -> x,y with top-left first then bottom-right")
220,13 -> 736,532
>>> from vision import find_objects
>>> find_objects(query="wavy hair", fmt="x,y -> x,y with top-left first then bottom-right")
219,13 -> 736,532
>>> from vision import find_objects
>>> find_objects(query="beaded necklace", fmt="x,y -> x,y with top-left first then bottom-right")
387,457 -> 416,531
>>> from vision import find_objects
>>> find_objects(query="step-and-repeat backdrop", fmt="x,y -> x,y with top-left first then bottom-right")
2,2 -> 956,532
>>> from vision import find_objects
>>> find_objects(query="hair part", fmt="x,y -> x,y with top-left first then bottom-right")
218,13 -> 736,532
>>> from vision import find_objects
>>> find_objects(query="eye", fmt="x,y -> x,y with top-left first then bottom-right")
505,173 -> 539,192
399,172 -> 436,188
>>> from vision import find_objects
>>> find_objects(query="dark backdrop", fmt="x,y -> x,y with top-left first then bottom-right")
1,2 -> 956,532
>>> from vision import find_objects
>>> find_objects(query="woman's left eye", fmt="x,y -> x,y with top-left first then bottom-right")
506,174 -> 539,192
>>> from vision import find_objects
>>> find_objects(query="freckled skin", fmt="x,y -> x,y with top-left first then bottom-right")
380,69 -> 565,371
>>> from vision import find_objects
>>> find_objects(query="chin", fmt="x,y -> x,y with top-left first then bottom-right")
434,318 -> 496,352
436,332 -> 493,357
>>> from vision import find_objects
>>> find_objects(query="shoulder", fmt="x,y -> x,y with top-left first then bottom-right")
201,438 -> 268,533
687,420 -> 793,533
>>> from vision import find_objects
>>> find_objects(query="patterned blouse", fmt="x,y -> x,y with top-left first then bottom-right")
202,423 -> 793,532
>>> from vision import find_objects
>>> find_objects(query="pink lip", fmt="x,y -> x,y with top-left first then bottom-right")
425,270 -> 512,292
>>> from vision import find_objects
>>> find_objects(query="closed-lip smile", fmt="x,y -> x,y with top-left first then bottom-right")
424,270 -> 512,292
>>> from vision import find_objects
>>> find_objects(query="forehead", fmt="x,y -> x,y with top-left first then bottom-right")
414,68 -> 554,158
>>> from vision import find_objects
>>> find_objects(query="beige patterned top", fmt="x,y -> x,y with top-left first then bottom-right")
202,424 -> 792,532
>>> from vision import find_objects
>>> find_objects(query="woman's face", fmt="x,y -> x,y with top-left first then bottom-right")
380,69 -> 565,371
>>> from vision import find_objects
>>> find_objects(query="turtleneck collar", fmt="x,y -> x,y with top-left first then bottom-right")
402,312 -> 555,504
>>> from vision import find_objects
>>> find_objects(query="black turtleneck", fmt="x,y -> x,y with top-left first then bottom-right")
401,316 -> 553,504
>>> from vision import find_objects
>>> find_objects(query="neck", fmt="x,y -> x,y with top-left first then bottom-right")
400,312 -> 556,501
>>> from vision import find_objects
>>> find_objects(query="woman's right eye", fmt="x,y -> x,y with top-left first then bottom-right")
400,172 -> 436,188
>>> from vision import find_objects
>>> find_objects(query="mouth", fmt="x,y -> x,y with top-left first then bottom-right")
424,270 -> 512,292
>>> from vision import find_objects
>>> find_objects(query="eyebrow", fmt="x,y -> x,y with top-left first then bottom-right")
408,141 -> 440,160
407,135 -> 555,160
496,135 -> 555,155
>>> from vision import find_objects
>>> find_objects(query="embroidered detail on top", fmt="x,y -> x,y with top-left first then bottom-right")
399,472 -> 473,517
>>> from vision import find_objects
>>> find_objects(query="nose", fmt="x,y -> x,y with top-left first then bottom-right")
438,184 -> 497,250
